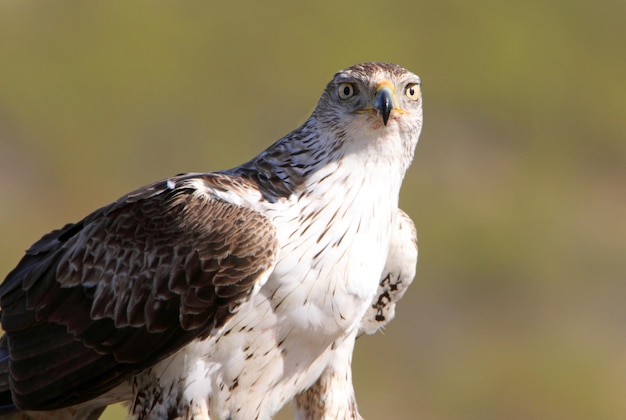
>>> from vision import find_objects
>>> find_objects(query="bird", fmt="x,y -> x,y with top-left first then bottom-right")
0,62 -> 422,420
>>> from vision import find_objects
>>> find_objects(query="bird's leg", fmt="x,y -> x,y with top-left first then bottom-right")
294,331 -> 363,420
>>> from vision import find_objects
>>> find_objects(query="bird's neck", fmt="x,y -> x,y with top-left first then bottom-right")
232,118 -> 411,204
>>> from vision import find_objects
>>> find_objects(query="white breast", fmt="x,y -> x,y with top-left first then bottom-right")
151,143 -> 405,419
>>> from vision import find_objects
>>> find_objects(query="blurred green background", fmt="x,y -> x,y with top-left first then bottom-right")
0,1 -> 624,419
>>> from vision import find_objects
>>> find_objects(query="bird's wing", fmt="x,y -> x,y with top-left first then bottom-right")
0,173 -> 279,411
359,209 -> 417,335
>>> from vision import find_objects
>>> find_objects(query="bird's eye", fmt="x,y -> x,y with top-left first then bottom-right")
405,83 -> 420,101
338,83 -> 355,100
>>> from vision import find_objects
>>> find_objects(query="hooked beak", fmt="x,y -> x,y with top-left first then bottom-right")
374,84 -> 394,126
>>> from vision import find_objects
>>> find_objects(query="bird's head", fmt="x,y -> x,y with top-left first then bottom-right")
239,63 -> 422,199
314,62 -> 423,153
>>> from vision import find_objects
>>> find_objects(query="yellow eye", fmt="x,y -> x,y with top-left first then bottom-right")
405,83 -> 420,100
338,82 -> 355,100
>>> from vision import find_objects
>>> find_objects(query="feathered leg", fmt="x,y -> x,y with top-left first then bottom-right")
294,332 -> 362,420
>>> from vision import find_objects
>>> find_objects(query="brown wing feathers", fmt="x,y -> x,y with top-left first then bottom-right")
0,175 -> 278,410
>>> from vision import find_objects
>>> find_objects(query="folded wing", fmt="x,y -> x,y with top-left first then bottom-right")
0,174 -> 278,410
360,209 -> 417,336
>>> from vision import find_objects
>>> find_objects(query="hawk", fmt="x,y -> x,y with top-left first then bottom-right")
0,62 -> 422,419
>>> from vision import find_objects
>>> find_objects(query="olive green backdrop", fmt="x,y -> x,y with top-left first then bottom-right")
0,1 -> 624,419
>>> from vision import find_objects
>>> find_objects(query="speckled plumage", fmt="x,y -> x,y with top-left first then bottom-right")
0,62 -> 422,419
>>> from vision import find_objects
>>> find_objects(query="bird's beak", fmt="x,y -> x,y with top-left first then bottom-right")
374,82 -> 394,126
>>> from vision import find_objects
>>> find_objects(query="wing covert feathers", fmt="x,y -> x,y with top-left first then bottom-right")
0,174 -> 278,410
